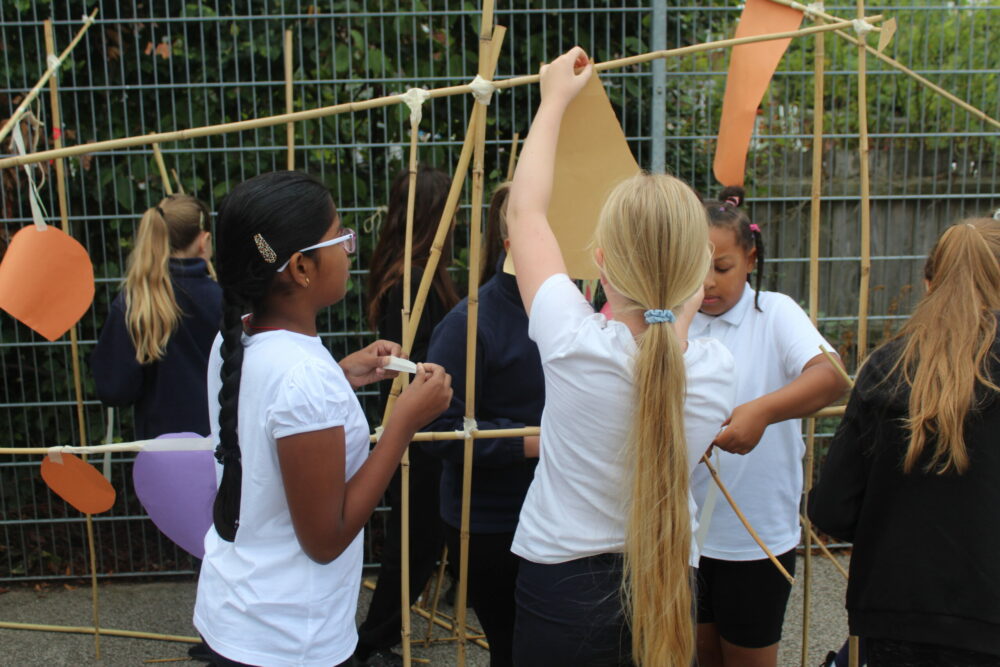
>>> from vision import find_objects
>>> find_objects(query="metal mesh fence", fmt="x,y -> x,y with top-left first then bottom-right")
0,1 -> 997,581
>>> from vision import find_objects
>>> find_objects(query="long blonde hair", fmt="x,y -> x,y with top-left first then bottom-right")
887,217 -> 1000,474
594,172 -> 710,667
124,195 -> 211,364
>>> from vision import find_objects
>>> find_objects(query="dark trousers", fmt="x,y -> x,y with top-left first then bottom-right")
356,449 -> 444,655
512,553 -> 632,667
444,524 -> 519,667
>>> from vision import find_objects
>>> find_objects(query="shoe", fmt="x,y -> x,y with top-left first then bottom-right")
356,648 -> 403,667
187,641 -> 213,662
819,650 -> 837,667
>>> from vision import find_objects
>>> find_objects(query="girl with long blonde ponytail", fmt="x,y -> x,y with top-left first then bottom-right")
811,217 -> 1000,664
92,195 -> 222,439
506,47 -> 735,666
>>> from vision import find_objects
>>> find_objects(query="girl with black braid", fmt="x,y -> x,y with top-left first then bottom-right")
193,171 -> 452,667
689,186 -> 848,667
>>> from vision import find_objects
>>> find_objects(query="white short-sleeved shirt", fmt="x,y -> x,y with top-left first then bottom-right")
511,274 -> 735,566
194,330 -> 370,667
689,283 -> 834,560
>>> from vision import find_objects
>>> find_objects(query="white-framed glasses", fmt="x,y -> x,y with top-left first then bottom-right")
276,229 -> 356,272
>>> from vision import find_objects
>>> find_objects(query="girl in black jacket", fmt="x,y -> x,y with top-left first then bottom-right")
810,217 -> 1000,666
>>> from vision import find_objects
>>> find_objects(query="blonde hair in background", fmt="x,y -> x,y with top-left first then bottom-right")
593,172 -> 710,667
887,217 -> 1000,474
124,194 -> 212,364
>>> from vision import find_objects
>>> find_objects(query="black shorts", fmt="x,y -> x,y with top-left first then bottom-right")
695,549 -> 797,649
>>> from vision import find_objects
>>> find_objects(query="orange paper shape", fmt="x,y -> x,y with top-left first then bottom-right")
505,72 -> 640,280
0,225 -> 95,341
713,0 -> 803,187
41,453 -> 116,515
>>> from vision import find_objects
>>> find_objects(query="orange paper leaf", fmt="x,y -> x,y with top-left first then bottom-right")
41,453 -> 116,515
0,226 -> 95,341
713,0 -> 803,187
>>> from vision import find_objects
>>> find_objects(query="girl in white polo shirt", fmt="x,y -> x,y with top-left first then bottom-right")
192,171 -> 452,667
689,186 -> 849,667
506,48 -> 734,667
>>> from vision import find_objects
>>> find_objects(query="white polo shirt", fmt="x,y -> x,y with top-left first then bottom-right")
512,274 -> 735,566
689,283 -> 834,560
194,330 -> 370,667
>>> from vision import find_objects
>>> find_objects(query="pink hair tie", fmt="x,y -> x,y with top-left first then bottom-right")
749,223 -> 761,233
724,196 -> 741,207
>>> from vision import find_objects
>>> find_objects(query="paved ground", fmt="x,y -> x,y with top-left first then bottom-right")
0,552 -> 848,666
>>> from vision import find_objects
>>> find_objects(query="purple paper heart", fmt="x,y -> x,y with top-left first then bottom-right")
133,432 -> 217,559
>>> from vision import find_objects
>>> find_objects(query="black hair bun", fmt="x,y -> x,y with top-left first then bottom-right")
718,185 -> 745,208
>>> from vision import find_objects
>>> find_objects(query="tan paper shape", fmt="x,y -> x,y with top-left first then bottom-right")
0,226 -> 95,341
505,72 -> 640,280
41,453 -> 117,515
877,17 -> 897,53
713,0 -> 803,187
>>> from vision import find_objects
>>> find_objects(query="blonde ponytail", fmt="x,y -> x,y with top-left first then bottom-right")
123,195 -> 211,364
889,218 -> 1000,474
594,173 -> 710,667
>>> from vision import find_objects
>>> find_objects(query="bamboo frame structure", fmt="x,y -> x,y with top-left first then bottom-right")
44,19 -> 102,661
855,0 -> 873,368
0,9 -> 98,145
151,143 -> 173,196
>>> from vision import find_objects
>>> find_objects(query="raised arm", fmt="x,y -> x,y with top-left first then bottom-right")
507,47 -> 593,315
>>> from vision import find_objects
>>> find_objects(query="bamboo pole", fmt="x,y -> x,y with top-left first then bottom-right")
44,20 -> 101,661
801,27 -> 825,667
505,132 -> 520,181
0,621 -> 197,643
820,345 -> 855,388
768,0 -> 883,33
855,0 -> 872,368
424,546 -> 450,646
0,17 -> 883,171
700,454 -> 795,585
151,142 -> 173,196
284,30 -> 295,170
0,9 -> 98,145
801,517 -> 849,580
455,8 -> 497,664
170,169 -> 185,194
399,99 -> 421,667
849,636 -> 859,667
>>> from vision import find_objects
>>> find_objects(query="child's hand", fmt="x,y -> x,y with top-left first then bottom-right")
394,363 -> 453,433
539,46 -> 593,107
339,339 -> 404,388
712,402 -> 768,455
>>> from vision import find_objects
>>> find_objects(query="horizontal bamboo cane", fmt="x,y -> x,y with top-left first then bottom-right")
768,0 -> 882,32
0,621 -> 197,643
0,9 -> 99,145
701,454 -> 796,584
0,17 -> 881,170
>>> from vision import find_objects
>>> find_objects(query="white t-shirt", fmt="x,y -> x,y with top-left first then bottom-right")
511,274 -> 735,567
689,283 -> 834,561
194,330 -> 370,667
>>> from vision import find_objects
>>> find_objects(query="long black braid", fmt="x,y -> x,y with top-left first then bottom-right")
705,185 -> 766,312
212,171 -> 336,541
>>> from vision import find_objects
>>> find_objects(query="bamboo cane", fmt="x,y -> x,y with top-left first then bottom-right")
701,454 -> 795,584
151,142 -> 173,196
768,0 -> 883,32
849,636 -> 859,667
170,169 -> 185,194
801,516 -> 849,580
424,546 -> 450,646
44,20 -> 101,661
454,11 -> 497,665
505,132 -> 520,181
820,345 -> 855,388
399,105 -> 420,667
0,621 -> 197,643
0,9 -> 98,145
801,29 -> 825,666
284,30 -> 295,170
855,2 -> 872,368
0,17 -> 883,171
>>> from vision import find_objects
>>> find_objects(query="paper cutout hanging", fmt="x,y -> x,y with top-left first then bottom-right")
713,0 -> 803,187
133,432 -> 217,559
41,453 -> 116,515
877,18 -> 897,53
0,225 -> 95,341
505,72 -> 640,280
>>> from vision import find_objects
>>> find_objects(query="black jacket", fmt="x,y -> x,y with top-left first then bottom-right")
809,331 -> 1000,656
90,258 -> 222,439
424,256 -> 542,533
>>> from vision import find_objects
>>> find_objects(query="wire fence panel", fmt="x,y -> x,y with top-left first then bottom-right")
0,1 -> 997,581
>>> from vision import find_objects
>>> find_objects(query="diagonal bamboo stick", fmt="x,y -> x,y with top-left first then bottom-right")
0,17 -> 883,171
801,516 -> 850,580
0,9 -> 98,145
768,0 -> 883,32
151,142 -> 173,196
44,20 -> 101,661
505,132 -> 520,181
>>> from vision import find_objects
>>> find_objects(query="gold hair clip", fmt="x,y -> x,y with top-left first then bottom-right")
254,233 -> 277,264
